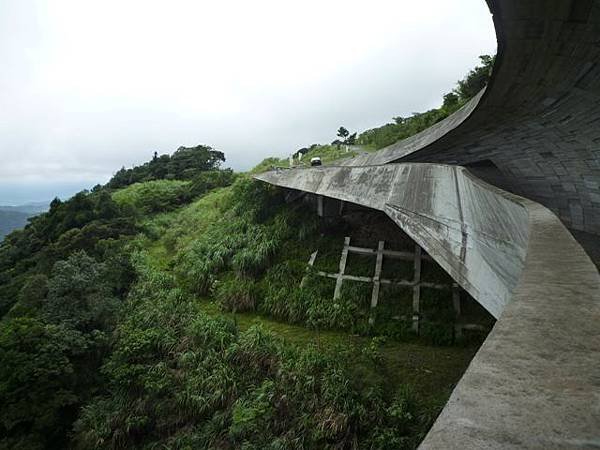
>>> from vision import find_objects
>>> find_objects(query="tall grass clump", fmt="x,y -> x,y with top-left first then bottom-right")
214,275 -> 259,312
176,177 -> 317,296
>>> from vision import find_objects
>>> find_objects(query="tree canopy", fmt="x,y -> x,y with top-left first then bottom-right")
357,55 -> 495,149
108,144 -> 225,189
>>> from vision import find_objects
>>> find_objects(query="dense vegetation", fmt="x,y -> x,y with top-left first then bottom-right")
0,161 -> 481,448
107,144 -> 227,189
0,57 -> 496,449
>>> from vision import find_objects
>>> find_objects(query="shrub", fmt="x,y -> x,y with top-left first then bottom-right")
0,318 -> 90,450
188,169 -> 236,197
73,259 -> 431,449
175,179 -> 311,295
112,180 -> 191,214
215,276 -> 259,312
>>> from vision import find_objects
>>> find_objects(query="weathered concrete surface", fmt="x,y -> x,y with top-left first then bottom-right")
257,164 -> 532,319
337,90 -> 485,168
420,199 -> 600,449
255,164 -> 600,448
340,0 -> 600,237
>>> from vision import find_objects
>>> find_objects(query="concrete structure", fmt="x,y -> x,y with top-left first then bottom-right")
342,1 -> 600,238
256,164 -> 600,448
254,0 -> 600,447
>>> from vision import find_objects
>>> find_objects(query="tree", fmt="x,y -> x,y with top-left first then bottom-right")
167,145 -> 225,179
335,127 -> 351,149
0,317 -> 89,449
45,251 -> 118,333
337,127 -> 349,141
347,132 -> 357,145
107,145 -> 226,188
443,92 -> 460,109
454,55 -> 495,100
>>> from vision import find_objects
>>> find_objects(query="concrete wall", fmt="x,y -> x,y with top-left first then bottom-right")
421,196 -> 600,449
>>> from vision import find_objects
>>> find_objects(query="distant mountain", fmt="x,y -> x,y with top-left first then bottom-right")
0,201 -> 49,214
0,201 -> 49,240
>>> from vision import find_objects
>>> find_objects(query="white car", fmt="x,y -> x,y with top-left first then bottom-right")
310,157 -> 322,167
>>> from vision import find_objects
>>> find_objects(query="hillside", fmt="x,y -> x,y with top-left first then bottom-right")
0,59 -> 497,449
253,55 -> 494,170
0,144 -> 493,449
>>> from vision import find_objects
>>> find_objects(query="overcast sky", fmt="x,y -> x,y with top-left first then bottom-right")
0,0 -> 496,204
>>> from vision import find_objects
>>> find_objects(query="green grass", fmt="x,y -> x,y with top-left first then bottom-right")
381,256 -> 414,281
249,156 -> 290,174
196,296 -> 476,404
251,144 -> 376,174
112,179 -> 191,213
132,179 -> 488,433
299,144 -> 359,165
140,187 -> 232,264
345,253 -> 376,277
312,235 -> 345,273
379,285 -> 413,316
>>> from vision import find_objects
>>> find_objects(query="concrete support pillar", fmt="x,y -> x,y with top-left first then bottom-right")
453,282 -> 463,339
412,245 -> 422,333
317,195 -> 343,218
369,241 -> 385,325
333,237 -> 350,300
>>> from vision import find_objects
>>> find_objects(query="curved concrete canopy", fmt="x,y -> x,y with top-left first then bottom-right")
254,0 -> 600,447
257,164 -> 530,319
341,0 -> 600,236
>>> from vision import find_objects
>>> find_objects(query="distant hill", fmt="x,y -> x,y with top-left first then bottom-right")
0,201 -> 49,240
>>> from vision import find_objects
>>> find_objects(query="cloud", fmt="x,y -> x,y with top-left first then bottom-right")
0,0 -> 496,200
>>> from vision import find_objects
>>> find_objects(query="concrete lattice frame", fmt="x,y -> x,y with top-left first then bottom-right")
255,0 -> 600,447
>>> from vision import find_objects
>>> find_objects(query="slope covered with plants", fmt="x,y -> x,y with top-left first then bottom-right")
0,56 -> 497,447
253,54 -> 495,171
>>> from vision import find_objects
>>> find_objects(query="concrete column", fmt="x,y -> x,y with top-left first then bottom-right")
301,250 -> 319,288
369,241 -> 385,324
317,195 -> 324,217
333,237 -> 350,300
412,245 -> 422,333
452,282 -> 463,339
